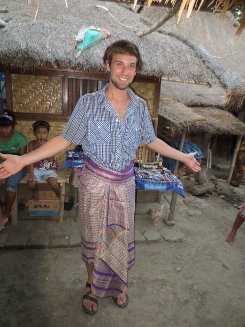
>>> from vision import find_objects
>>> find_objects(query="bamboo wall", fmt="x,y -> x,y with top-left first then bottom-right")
132,82 -> 158,162
12,74 -> 62,114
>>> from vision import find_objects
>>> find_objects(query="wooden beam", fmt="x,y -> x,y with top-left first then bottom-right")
227,135 -> 242,184
62,74 -> 69,116
4,71 -> 12,110
166,128 -> 187,224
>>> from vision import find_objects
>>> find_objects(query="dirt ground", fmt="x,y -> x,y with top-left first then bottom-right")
0,178 -> 244,327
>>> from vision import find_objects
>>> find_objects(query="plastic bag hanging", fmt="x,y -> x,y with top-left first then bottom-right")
75,26 -> 111,58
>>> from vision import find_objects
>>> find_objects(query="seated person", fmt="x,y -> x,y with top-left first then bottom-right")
27,120 -> 73,210
27,120 -> 60,200
0,110 -> 27,230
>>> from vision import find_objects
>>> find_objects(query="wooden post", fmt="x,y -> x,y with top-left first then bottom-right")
207,139 -> 212,169
12,191 -> 18,225
227,135 -> 242,184
0,80 -> 2,112
59,181 -> 66,224
165,129 -> 187,225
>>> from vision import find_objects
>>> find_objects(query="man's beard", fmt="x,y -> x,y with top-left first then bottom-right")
110,76 -> 131,90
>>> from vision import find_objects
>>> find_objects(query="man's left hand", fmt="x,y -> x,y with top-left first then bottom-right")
183,152 -> 201,172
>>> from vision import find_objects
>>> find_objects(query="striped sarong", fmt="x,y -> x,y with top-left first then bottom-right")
78,157 -> 135,298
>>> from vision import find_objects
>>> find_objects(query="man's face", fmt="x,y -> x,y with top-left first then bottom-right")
106,53 -> 137,90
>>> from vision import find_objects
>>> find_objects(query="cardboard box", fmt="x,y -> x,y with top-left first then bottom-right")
38,191 -> 58,200
29,199 -> 60,216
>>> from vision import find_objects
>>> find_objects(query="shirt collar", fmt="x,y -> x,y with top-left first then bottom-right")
98,85 -> 140,109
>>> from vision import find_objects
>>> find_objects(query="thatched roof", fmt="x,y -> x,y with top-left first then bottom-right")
140,10 -> 244,85
114,0 -> 245,35
141,8 -> 245,81
159,97 -> 205,131
225,87 -> 245,111
191,106 -> 245,134
0,0 -> 220,84
161,80 -> 226,108
159,97 -> 245,135
141,6 -> 245,111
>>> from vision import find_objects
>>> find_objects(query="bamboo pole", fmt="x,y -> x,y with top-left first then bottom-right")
207,141 -> 212,169
137,3 -> 180,37
0,81 -> 2,112
227,135 -> 242,184
166,129 -> 187,224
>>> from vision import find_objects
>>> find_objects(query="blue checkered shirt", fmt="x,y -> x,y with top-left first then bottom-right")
62,87 -> 156,172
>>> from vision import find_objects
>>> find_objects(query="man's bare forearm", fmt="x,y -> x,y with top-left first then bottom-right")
147,138 -> 186,162
21,135 -> 71,166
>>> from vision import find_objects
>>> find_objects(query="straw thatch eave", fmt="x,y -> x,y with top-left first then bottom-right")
191,106 -> 245,135
161,79 -> 226,108
159,97 -> 245,135
0,0 -> 220,85
225,86 -> 245,111
159,97 -> 206,132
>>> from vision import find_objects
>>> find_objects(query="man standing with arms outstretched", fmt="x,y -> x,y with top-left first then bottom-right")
0,40 -> 201,315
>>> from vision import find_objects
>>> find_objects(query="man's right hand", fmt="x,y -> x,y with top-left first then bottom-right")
0,153 -> 25,179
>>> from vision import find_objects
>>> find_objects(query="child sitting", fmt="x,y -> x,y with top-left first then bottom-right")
27,120 -> 74,210
27,120 -> 60,200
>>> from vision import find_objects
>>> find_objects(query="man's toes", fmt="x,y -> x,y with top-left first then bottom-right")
84,298 -> 97,312
84,300 -> 90,311
117,293 -> 126,305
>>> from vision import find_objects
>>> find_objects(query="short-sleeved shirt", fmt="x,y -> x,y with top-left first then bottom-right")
62,87 -> 157,172
0,131 -> 28,163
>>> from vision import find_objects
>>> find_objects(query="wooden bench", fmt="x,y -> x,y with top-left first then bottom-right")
11,169 -> 71,225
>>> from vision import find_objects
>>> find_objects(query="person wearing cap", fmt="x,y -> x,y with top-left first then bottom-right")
0,110 -> 28,230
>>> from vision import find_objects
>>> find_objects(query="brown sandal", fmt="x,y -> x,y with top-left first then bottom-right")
82,282 -> 98,315
112,293 -> 129,308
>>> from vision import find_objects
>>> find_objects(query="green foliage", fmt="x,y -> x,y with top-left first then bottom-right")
231,4 -> 243,22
